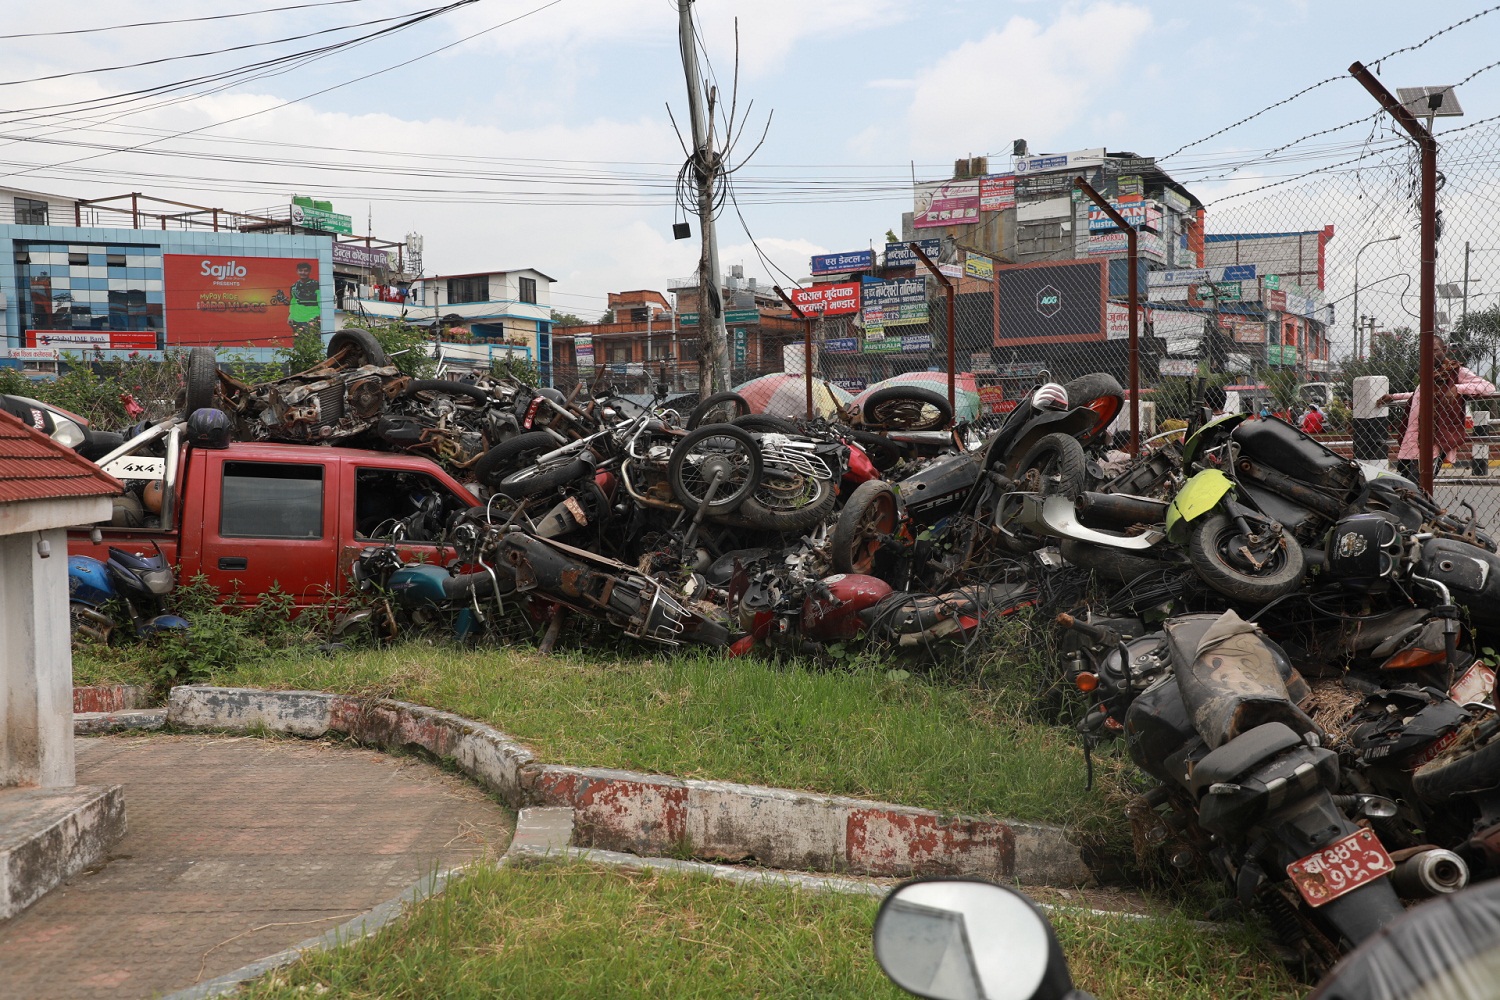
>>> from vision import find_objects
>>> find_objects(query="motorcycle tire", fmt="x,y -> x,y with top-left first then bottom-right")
997,432 -> 1089,553
473,431 -> 563,488
726,474 -> 839,534
687,391 -> 751,430
1061,372 -> 1125,444
327,329 -> 390,368
1187,512 -> 1306,604
183,346 -> 218,416
403,379 -> 491,404
495,455 -> 592,499
862,385 -> 953,431
668,423 -> 762,514
1413,721 -> 1500,802
845,429 -> 909,472
831,479 -> 900,575
1058,538 -> 1182,584
733,413 -> 800,434
79,429 -> 125,461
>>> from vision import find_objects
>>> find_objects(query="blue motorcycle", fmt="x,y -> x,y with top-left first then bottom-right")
68,546 -> 189,644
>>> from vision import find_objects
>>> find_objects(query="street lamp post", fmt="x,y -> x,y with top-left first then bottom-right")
1354,235 -> 1401,360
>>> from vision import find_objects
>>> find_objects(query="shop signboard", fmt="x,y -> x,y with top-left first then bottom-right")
1116,174 -> 1143,197
1103,155 -> 1156,173
831,377 -> 867,392
290,202 -> 353,235
811,250 -> 873,275
1161,188 -> 1191,214
861,276 -> 928,331
1106,302 -> 1137,341
331,243 -> 394,269
575,333 -> 594,370
914,178 -> 980,228
1159,358 -> 1198,376
1013,148 -> 1105,175
964,253 -> 994,280
26,330 -> 109,347
978,174 -> 1016,211
978,385 -> 1007,412
1084,229 -> 1167,263
733,328 -> 748,364
1192,281 -> 1242,303
1264,274 -> 1281,290
900,334 -> 932,352
1222,264 -> 1258,281
3,347 -> 59,360
163,254 -> 325,347
864,335 -> 901,353
1226,316 -> 1267,343
883,239 -> 940,268
998,361 -> 1048,378
1086,200 -> 1161,232
790,281 -> 861,316
1265,289 -> 1287,312
725,309 -> 760,324
678,312 -> 699,326
824,337 -> 860,353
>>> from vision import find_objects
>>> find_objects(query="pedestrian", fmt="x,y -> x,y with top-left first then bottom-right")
1301,404 -> 1324,434
1381,339 -> 1495,482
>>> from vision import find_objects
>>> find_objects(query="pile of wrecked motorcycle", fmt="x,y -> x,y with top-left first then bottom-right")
36,331 -> 1500,975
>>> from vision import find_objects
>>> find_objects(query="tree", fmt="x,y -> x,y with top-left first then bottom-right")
550,310 -> 587,327
1340,325 -> 1418,394
1451,305 -> 1500,382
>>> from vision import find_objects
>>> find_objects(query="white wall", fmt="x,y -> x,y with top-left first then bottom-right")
0,527 -> 75,788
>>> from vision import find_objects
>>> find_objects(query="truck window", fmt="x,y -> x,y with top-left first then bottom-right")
220,462 -> 324,539
355,468 -> 469,543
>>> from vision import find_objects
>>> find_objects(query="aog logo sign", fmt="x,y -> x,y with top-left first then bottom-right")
1036,284 -> 1062,318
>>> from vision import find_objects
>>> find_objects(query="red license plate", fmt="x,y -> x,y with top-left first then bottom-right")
1286,829 -> 1395,907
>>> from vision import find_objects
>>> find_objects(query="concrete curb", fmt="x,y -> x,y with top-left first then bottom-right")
72,684 -> 149,714
73,708 -> 167,735
167,686 -> 1089,886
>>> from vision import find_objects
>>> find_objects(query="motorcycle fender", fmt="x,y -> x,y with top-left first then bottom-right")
1181,412 -> 1248,466
1166,469 -> 1235,544
996,409 -> 1098,473
1020,493 -> 1166,549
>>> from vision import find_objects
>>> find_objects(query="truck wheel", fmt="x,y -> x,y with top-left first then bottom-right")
328,329 -> 390,368
183,347 -> 218,416
1188,513 -> 1305,603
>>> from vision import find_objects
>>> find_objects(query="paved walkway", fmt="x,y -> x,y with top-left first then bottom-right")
0,733 -> 513,1000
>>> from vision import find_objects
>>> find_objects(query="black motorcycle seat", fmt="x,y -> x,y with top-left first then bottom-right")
1190,721 -> 1304,797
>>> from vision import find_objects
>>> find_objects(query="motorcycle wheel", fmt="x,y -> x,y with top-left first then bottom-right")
996,432 -> 1088,553
473,431 -> 563,488
403,379 -> 491,404
845,428 -> 909,472
183,346 -> 218,416
495,455 -> 591,499
668,424 -> 762,514
1188,512 -> 1306,603
1413,719 -> 1500,802
862,386 -> 953,431
687,391 -> 751,430
327,329 -> 390,368
832,480 -> 900,574
1061,372 -> 1125,445
733,413 -> 800,434
729,474 -> 839,534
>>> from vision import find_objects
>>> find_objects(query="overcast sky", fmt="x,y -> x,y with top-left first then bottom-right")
3,1 -> 1500,323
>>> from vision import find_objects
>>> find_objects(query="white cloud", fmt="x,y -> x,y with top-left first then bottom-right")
905,2 -> 1153,155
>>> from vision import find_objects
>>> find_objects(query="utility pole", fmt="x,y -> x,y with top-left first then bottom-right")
1464,241 -> 1471,327
677,0 -> 731,396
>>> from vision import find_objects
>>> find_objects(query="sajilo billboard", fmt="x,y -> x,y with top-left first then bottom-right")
163,255 -> 325,347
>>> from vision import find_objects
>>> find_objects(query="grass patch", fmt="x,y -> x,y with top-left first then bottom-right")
211,645 -> 1134,829
239,861 -> 1297,1000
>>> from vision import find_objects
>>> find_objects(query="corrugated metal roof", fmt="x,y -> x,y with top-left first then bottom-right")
0,407 -> 121,505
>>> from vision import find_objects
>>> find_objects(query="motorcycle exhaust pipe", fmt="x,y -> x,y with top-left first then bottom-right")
1074,492 -> 1169,530
1391,848 -> 1469,899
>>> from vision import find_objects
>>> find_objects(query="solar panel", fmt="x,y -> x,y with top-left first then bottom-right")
1396,86 -> 1464,118
1439,282 -> 1463,299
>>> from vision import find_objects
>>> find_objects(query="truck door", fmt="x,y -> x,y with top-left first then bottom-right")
339,464 -> 477,585
197,457 -> 340,606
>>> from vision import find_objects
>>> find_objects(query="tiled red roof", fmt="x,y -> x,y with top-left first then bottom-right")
0,408 -> 122,505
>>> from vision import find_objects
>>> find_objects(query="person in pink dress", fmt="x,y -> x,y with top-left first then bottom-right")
1380,339 -> 1495,482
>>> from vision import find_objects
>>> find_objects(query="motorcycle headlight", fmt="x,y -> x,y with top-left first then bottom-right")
140,568 -> 176,595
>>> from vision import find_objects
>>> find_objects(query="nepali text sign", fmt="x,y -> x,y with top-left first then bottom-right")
790,282 -> 861,316
825,337 -> 860,353
900,334 -> 932,352
332,242 -> 395,269
26,330 -> 157,350
1159,358 -> 1198,377
290,203 -> 353,235
914,178 -> 980,228
979,174 -> 1016,211
811,250 -> 873,275
861,277 -> 928,331
164,254 -> 324,348
884,239 -> 941,268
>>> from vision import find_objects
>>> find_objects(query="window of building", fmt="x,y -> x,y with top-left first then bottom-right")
354,468 -> 470,542
447,275 -> 488,304
220,462 -> 323,538
1017,222 -> 1067,258
14,198 -> 47,226
606,343 -> 631,363
648,340 -> 672,360
68,252 -> 89,266
518,276 -> 537,304
106,253 -> 126,268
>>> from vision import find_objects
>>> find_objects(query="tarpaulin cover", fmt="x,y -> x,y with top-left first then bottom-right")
1310,877 -> 1500,1000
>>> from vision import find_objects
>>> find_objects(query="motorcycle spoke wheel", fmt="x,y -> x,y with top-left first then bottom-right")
669,425 -> 761,513
832,480 -> 900,575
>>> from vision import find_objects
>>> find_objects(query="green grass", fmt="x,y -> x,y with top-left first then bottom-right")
193,644 -> 1133,829
238,860 -> 1297,1000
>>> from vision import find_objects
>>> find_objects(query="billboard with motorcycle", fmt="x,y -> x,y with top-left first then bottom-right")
163,254 -> 326,348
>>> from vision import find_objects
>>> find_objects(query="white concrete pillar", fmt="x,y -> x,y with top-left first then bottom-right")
0,528 -> 76,788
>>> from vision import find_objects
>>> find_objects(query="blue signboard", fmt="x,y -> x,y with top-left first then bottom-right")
1221,264 -> 1258,282
811,250 -> 874,275
824,337 -> 860,353
884,239 -> 941,268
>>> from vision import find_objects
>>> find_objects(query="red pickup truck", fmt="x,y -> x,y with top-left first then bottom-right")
67,434 -> 480,608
